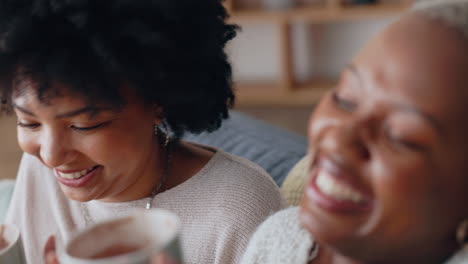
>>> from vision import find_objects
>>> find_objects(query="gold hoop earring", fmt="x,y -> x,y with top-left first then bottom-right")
457,219 -> 468,246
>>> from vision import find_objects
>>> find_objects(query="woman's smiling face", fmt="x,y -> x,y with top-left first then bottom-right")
13,83 -> 161,203
300,15 -> 468,263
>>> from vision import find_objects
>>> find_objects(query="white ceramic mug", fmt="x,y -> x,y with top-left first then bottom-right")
0,224 -> 27,264
58,208 -> 183,264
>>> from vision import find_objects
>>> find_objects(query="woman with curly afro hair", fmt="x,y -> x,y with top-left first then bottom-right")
0,0 -> 285,263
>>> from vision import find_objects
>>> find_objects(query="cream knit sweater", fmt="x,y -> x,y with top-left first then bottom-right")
5,149 -> 285,264
242,207 -> 316,264
242,207 -> 468,264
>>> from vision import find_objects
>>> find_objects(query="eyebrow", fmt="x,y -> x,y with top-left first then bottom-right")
343,63 -> 445,136
342,63 -> 365,91
398,105 -> 445,137
345,63 -> 358,74
13,104 -> 113,120
344,63 -> 362,81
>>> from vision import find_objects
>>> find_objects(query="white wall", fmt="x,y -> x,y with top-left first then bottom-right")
228,17 -> 396,83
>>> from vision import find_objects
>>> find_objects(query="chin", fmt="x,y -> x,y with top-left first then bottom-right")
299,202 -> 363,253
59,185 -> 95,202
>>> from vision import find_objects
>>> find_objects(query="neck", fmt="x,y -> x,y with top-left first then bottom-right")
98,138 -> 171,203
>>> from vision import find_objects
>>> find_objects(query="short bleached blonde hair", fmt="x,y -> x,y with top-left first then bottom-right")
411,0 -> 468,39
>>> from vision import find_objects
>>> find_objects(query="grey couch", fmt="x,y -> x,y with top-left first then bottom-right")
183,111 -> 306,186
0,111 -> 307,222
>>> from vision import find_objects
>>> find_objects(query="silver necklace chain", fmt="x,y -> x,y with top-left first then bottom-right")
146,140 -> 173,209
79,140 -> 173,226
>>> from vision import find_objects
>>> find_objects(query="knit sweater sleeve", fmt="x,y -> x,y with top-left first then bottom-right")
241,207 -> 315,264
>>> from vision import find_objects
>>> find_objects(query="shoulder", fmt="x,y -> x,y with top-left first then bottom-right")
186,149 -> 287,238
210,149 -> 278,186
201,149 -> 279,187
205,150 -> 286,208
212,149 -> 271,175
165,149 -> 287,263
168,148 -> 285,218
241,207 -> 315,264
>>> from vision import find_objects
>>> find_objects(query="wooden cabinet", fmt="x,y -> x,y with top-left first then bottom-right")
225,0 -> 412,106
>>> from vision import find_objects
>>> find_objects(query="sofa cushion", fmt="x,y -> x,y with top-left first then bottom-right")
183,111 -> 307,186
280,155 -> 309,206
0,179 -> 15,223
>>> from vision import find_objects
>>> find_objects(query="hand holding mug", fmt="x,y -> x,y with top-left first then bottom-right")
44,208 -> 183,264
44,236 -> 59,264
44,236 -> 181,264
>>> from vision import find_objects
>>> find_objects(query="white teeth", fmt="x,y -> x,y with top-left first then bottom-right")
316,170 -> 365,203
59,168 -> 94,180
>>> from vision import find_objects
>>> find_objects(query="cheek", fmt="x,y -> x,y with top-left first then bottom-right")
308,98 -> 340,147
367,156 -> 452,243
78,130 -> 153,164
78,134 -> 125,162
371,154 -> 435,204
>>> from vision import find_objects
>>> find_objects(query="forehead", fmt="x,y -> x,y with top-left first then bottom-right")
12,80 -> 129,112
13,88 -> 99,119
13,88 -> 130,122
352,14 -> 468,121
13,86 -> 84,108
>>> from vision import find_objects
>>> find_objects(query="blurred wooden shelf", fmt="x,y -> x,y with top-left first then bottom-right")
226,0 -> 412,106
290,2 -> 409,22
234,80 -> 335,106
230,2 -> 410,24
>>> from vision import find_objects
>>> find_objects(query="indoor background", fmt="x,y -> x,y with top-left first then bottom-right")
0,0 -> 410,179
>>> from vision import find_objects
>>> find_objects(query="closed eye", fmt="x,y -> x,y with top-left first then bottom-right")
391,137 -> 425,151
17,122 -> 40,129
384,129 -> 427,152
71,123 -> 107,131
332,90 -> 357,112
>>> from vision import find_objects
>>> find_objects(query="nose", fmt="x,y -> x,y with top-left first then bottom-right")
320,119 -> 371,163
38,129 -> 76,168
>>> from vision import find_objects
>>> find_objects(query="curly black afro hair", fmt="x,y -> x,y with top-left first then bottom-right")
0,0 -> 238,137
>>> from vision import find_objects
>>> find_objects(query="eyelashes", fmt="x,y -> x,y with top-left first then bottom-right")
17,122 -> 40,129
331,90 -> 357,112
330,90 -> 428,152
17,122 -> 110,132
384,128 -> 427,152
71,123 -> 107,131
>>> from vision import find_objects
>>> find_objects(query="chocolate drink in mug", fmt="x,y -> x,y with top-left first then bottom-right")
90,244 -> 143,259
